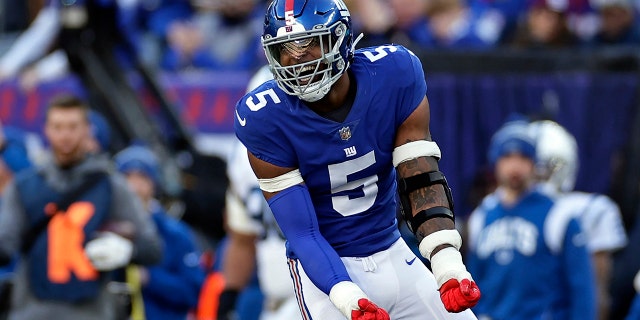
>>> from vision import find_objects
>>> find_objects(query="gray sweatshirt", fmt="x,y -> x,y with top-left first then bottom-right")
0,152 -> 163,320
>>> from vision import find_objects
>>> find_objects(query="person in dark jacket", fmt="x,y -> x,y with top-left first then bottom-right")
115,144 -> 205,320
0,94 -> 162,320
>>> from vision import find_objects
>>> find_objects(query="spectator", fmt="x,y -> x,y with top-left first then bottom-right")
0,1 -> 67,90
0,0 -> 144,90
422,0 -> 505,49
0,117 -> 47,170
137,0 -> 195,68
466,119 -> 596,320
115,144 -> 205,320
468,0 -> 531,43
161,0 -> 266,72
0,123 -> 33,184
511,0 -> 579,49
529,119 -> 628,320
86,110 -> 113,155
369,0 -> 431,47
348,0 -> 397,47
0,120 -> 34,317
0,94 -> 162,320
588,0 -> 640,45
351,0 -> 504,50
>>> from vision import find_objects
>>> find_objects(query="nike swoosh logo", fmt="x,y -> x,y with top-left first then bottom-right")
236,110 -> 247,127
405,257 -> 417,265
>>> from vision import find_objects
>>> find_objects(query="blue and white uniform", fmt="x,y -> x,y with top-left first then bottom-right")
466,188 -> 597,320
541,187 -> 627,254
226,140 -> 303,320
236,46 -> 421,258
236,45 -> 476,319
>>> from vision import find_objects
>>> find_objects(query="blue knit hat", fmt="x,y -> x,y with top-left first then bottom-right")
88,110 -> 112,152
114,145 -> 161,186
488,120 -> 536,165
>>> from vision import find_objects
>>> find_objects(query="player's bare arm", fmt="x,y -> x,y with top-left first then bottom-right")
222,230 -> 257,289
397,156 -> 456,250
394,96 -> 454,244
394,95 -> 481,313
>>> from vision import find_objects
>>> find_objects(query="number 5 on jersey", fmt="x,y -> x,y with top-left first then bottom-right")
247,88 -> 281,111
238,88 -> 282,126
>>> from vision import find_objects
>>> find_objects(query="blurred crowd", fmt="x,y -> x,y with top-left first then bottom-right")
350,0 -> 640,50
0,0 -> 639,90
0,0 -> 638,320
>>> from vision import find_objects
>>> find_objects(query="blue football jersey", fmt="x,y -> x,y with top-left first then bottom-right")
466,189 -> 596,320
235,45 -> 426,257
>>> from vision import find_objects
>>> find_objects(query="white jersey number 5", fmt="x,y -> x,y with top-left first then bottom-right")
327,151 -> 378,216
363,45 -> 398,62
246,88 -> 281,111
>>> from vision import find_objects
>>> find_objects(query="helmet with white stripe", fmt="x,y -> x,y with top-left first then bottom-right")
262,0 -> 355,102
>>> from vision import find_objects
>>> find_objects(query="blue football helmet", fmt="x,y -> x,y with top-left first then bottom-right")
262,0 -> 357,102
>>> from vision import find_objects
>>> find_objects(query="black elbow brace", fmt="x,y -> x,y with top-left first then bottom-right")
397,171 -> 455,235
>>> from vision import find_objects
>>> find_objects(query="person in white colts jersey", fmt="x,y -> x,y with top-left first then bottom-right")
529,119 -> 628,320
466,119 -> 596,320
233,0 -> 481,319
217,65 -> 304,320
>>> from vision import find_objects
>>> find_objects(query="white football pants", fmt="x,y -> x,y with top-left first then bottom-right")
288,238 -> 478,319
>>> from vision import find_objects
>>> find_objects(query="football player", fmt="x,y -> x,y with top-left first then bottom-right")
218,65 -> 304,320
529,120 -> 628,320
233,0 -> 480,318
466,120 -> 596,320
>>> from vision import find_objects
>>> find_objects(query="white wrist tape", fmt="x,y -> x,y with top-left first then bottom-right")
392,140 -> 441,167
257,169 -> 303,193
419,229 -> 462,260
634,270 -> 640,293
430,247 -> 472,288
329,281 -> 368,318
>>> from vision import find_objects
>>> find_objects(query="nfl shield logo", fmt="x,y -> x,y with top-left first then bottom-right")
339,127 -> 351,140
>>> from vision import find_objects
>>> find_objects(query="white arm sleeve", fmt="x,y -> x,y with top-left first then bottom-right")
579,194 -> 628,252
33,49 -> 69,82
0,6 -> 60,76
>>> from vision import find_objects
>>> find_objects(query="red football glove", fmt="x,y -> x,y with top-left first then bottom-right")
439,278 -> 481,313
351,298 -> 390,320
